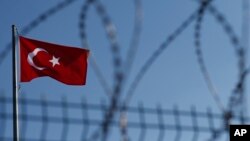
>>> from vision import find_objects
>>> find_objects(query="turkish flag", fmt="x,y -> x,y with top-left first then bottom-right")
19,36 -> 89,85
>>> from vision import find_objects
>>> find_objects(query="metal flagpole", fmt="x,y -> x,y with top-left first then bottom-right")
12,25 -> 19,141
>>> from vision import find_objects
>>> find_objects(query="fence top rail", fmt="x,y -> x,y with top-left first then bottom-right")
1,94 -> 250,122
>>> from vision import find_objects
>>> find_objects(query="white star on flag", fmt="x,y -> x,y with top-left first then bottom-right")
49,56 -> 60,67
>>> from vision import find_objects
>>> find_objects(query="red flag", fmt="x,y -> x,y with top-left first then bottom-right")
19,36 -> 89,85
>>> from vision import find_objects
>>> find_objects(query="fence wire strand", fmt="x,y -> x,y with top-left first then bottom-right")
0,0 -> 249,141
1,94 -> 249,141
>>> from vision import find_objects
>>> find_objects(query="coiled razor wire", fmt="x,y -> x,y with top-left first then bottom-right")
120,0 -> 143,140
80,0 -> 143,140
124,0 -> 243,112
0,0 -> 77,65
124,0 -> 143,82
124,9 -> 198,107
0,0 -> 248,140
195,0 -> 250,139
0,0 -> 113,98
240,0 -> 249,121
78,0 -> 123,140
1,94 -> 250,141
194,0 -> 225,111
79,0 -> 112,97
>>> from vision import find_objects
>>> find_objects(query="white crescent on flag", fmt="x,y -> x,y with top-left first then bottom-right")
27,48 -> 48,70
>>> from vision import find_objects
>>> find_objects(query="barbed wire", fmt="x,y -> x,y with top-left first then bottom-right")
79,0 -> 112,97
124,9 -> 198,106
20,92 -> 28,140
207,5 -> 246,116
201,1 -> 250,139
121,0 -> 244,114
0,0 -> 77,65
194,0 -> 249,128
124,0 -> 143,82
0,0 -> 114,104
93,0 -> 123,140
119,0 -> 143,140
0,0 -> 248,141
207,5 -> 241,53
241,3 -> 249,112
205,4 -> 244,118
211,0 -> 250,125
194,0 -> 225,111
236,0 -> 249,122
78,0 -> 124,140
1,94 -> 250,141
207,4 -> 247,121
193,1 -> 249,139
193,0 -> 248,120
121,1 -> 246,139
192,0 -> 242,52
0,90 -> 6,140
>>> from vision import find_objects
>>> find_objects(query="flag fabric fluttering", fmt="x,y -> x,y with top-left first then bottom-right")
19,36 -> 89,85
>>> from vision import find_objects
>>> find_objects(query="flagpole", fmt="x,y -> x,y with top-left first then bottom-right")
12,25 -> 19,141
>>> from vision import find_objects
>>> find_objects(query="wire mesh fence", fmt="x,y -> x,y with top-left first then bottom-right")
0,0 -> 249,141
0,94 -> 249,141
